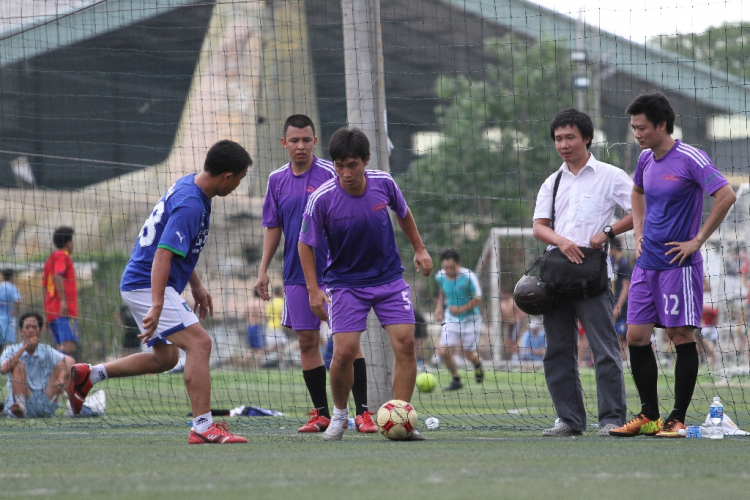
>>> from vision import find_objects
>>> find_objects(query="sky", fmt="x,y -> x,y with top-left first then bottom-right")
532,0 -> 750,43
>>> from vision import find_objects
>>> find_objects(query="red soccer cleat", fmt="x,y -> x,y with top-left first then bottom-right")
189,422 -> 247,444
298,408 -> 331,433
67,364 -> 92,415
355,411 -> 378,433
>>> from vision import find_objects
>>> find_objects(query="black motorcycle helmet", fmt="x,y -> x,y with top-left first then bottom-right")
513,275 -> 556,315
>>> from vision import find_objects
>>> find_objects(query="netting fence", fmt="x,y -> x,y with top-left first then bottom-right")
0,0 -> 748,430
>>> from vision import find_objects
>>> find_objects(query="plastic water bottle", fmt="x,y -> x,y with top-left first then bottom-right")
709,396 -> 724,440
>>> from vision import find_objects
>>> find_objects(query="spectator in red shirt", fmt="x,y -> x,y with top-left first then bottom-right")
43,227 -> 78,356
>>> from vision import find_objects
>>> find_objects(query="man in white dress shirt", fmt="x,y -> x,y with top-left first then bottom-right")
532,108 -> 633,437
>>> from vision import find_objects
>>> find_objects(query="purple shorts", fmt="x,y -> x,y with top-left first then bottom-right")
327,278 -> 415,334
627,264 -> 702,328
282,284 -> 326,331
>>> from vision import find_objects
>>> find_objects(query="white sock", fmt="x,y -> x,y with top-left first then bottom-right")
331,406 -> 349,426
89,364 -> 108,385
193,411 -> 213,433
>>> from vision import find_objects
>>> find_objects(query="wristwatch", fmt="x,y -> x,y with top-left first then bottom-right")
603,226 -> 615,239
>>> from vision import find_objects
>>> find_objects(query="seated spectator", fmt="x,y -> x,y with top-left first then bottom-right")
0,312 -> 74,418
519,318 -> 546,362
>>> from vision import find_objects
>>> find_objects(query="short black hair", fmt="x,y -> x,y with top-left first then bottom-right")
626,92 -> 675,134
19,311 -> 43,330
440,249 -> 461,263
283,114 -> 315,137
328,127 -> 370,162
611,237 -> 623,251
550,108 -> 594,149
203,140 -> 252,176
53,226 -> 75,249
2,269 -> 14,281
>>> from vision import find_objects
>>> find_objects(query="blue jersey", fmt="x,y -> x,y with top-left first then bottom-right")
633,140 -> 728,270
299,170 -> 408,288
262,157 -> 335,285
121,174 -> 211,293
435,267 -> 482,323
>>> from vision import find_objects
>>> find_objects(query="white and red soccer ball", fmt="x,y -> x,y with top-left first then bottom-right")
376,399 -> 418,440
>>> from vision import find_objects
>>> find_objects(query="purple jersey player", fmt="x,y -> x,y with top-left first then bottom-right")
68,140 -> 252,444
298,127 -> 433,441
255,115 -> 376,434
609,92 -> 736,439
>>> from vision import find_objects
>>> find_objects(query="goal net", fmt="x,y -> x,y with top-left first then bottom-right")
0,0 -> 748,430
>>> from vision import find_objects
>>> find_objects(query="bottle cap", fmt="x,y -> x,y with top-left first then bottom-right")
714,396 -> 721,402
678,429 -> 687,436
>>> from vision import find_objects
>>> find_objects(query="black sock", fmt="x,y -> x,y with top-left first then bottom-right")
474,361 -> 482,368
628,344 -> 660,420
453,375 -> 461,382
351,358 -> 368,416
669,342 -> 699,423
302,366 -> 330,419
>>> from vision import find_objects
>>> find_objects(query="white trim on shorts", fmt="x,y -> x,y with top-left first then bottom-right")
120,287 -> 199,347
440,317 -> 482,351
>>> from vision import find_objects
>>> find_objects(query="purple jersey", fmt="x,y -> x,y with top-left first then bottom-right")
633,140 -> 728,270
300,170 -> 409,288
262,157 -> 335,285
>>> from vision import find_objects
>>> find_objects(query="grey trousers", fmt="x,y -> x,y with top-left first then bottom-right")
542,290 -> 627,431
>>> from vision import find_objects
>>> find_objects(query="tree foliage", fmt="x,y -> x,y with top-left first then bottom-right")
649,22 -> 750,81
397,34 -> 578,266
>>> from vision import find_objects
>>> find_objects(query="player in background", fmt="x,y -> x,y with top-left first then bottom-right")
43,227 -> 78,356
434,249 -> 484,390
298,127 -> 433,441
610,92 -> 736,438
68,140 -> 251,444
255,115 -> 376,433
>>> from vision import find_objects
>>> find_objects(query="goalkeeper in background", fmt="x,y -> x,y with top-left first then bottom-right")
434,249 -> 484,391
67,140 -> 251,444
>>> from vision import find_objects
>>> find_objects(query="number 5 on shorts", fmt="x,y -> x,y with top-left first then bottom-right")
402,291 -> 412,311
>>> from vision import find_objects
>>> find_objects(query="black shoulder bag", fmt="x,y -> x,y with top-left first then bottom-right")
533,171 -> 610,300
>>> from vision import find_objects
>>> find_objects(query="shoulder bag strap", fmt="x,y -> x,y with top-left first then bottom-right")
550,171 -> 563,231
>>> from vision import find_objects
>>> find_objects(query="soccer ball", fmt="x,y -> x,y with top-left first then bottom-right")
376,399 -> 418,440
415,372 -> 436,393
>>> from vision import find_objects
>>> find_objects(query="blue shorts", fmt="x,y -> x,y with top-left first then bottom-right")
5,390 -> 60,418
246,324 -> 265,349
614,317 -> 627,337
49,318 -> 78,345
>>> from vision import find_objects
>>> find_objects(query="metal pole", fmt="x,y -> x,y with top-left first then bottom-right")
341,0 -> 393,409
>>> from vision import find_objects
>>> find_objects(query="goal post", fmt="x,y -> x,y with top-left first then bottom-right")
475,227 -> 538,365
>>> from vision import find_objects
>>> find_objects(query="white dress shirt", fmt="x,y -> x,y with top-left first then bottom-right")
533,153 -> 633,249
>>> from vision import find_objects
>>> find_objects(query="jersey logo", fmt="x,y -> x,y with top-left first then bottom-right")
306,185 -> 317,193
371,201 -> 388,212
182,302 -> 191,312
301,221 -> 308,233
661,174 -> 680,182
176,231 -> 184,243
706,172 -> 718,184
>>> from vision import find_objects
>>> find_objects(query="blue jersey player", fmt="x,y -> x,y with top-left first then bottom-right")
67,140 -> 251,444
255,115 -> 376,434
